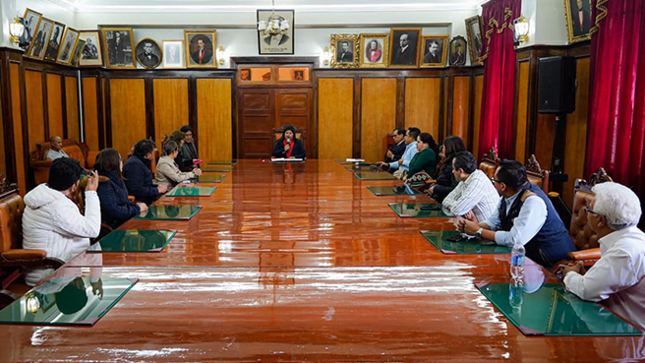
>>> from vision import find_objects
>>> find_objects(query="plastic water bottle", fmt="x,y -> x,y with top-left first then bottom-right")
510,239 -> 525,284
509,282 -> 524,313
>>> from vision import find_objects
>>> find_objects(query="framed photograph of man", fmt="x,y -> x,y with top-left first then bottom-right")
184,31 -> 217,68
564,0 -> 591,43
389,28 -> 421,68
78,30 -> 104,67
448,36 -> 467,66
20,8 -> 42,51
43,22 -> 65,61
26,17 -> 53,60
162,40 -> 184,69
257,9 -> 295,55
101,28 -> 136,69
465,16 -> 483,66
330,34 -> 359,69
419,35 -> 448,68
136,38 -> 162,69
69,39 -> 85,67
359,33 -> 389,68
56,27 -> 80,65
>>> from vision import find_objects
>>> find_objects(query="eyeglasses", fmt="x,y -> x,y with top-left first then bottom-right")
490,177 -> 501,184
584,206 -> 601,216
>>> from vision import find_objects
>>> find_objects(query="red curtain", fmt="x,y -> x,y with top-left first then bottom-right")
585,0 -> 645,210
478,0 -> 521,159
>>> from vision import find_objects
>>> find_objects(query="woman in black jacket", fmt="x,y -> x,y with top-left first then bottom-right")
426,135 -> 465,202
272,125 -> 306,159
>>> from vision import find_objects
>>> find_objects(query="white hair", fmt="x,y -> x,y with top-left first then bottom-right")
592,182 -> 642,230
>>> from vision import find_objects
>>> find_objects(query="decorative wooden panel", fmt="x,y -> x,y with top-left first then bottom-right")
46,73 -> 63,139
110,78 -> 147,158
515,62 -> 530,163
361,78 -> 397,162
405,78 -> 441,138
153,78 -> 189,144
197,78 -> 232,161
473,75 -> 484,161
10,64 -> 26,195
65,76 -> 79,141
25,70 -> 45,153
82,77 -> 100,151
452,76 -> 470,145
0,72 -> 4,177
318,78 -> 353,160
237,89 -> 275,159
277,89 -> 313,154
535,112 -> 556,171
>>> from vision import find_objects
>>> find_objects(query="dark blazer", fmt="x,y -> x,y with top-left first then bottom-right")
180,142 -> 198,171
392,46 -> 416,65
123,155 -> 160,205
385,141 -> 406,163
191,49 -> 213,64
431,158 -> 459,203
96,170 -> 141,228
272,138 -> 306,159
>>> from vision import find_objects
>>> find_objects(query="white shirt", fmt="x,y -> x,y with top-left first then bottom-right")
389,141 -> 418,171
46,148 -> 68,160
482,190 -> 548,247
442,169 -> 499,221
564,226 -> 645,330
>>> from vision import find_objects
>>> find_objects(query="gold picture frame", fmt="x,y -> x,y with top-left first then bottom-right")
184,30 -> 217,68
564,0 -> 591,43
465,16 -> 484,66
359,33 -> 389,68
56,27 -> 80,66
330,34 -> 359,69
419,35 -> 449,68
101,27 -> 136,69
26,17 -> 54,60
389,28 -> 421,68
22,8 -> 43,52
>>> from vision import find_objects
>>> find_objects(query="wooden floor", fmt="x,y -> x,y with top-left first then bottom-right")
1,160 -> 642,362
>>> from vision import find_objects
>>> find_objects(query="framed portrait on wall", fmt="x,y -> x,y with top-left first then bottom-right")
330,34 -> 359,69
465,16 -> 483,65
43,21 -> 65,61
26,17 -> 53,60
56,27 -> 80,65
389,28 -> 421,68
79,30 -> 104,67
136,38 -> 162,69
419,35 -> 448,68
101,27 -> 136,69
162,40 -> 184,69
69,39 -> 85,67
564,0 -> 591,43
448,36 -> 467,66
359,33 -> 389,68
20,8 -> 42,51
257,9 -> 295,55
184,30 -> 217,68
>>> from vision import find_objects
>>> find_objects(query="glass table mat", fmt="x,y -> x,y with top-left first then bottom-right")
388,203 -> 450,218
134,205 -> 202,220
354,172 -> 397,180
345,165 -> 381,172
167,186 -> 216,197
421,230 -> 511,254
367,185 -> 419,196
92,229 -> 176,252
194,175 -> 226,183
0,276 -> 137,326
207,159 -> 238,165
201,166 -> 232,172
477,283 -> 643,336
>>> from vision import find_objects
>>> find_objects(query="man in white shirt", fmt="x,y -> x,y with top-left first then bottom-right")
561,182 -> 645,330
377,127 -> 420,179
46,136 -> 68,160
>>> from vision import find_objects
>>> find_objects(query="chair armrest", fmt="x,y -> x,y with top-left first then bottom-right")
567,248 -> 601,261
2,249 -> 47,261
30,160 -> 53,169
0,249 -> 65,268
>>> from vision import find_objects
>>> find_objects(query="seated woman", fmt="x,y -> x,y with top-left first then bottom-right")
426,135 -> 465,202
180,125 -> 199,168
169,130 -> 190,171
272,125 -> 306,159
155,140 -> 202,188
405,132 -> 438,181
95,148 -> 148,228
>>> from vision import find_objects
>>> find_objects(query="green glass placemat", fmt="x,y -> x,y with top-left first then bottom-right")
167,186 -> 216,197
0,276 -> 138,326
134,205 -> 202,220
388,202 -> 450,218
345,165 -> 380,172
201,166 -> 232,172
477,283 -> 643,336
92,229 -> 176,252
194,175 -> 226,183
355,172 -> 397,180
367,185 -> 419,196
421,230 -> 511,254
207,159 -> 238,165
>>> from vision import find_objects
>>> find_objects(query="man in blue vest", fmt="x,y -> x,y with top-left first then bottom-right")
458,159 -> 577,267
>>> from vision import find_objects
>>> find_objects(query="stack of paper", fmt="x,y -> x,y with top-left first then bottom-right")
271,158 -> 304,162
346,158 -> 365,162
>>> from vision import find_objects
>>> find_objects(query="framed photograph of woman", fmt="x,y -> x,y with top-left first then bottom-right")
56,27 -> 80,65
162,40 -> 184,69
359,33 -> 389,68
564,0 -> 591,43
69,39 -> 86,67
330,34 -> 359,69
26,17 -> 53,60
21,8 -> 42,51
79,30 -> 104,67
135,38 -> 162,69
101,28 -> 136,69
389,28 -> 421,68
465,16 -> 483,65
43,22 -> 65,61
419,35 -> 448,68
257,9 -> 295,55
448,36 -> 467,66
184,30 -> 217,68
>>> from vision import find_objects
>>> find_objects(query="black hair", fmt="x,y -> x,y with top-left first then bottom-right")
452,151 -> 477,174
180,125 -> 192,134
48,158 -> 83,191
133,139 -> 155,159
496,159 -> 528,190
407,127 -> 421,140
443,136 -> 466,160
394,128 -> 405,137
169,130 -> 185,145
281,125 -> 297,140
418,132 -> 440,156
163,140 -> 179,156
95,148 -> 123,181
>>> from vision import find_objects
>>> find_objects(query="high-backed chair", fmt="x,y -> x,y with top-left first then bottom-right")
526,154 -> 550,194
478,147 -> 500,178
30,139 -> 99,185
273,124 -> 304,142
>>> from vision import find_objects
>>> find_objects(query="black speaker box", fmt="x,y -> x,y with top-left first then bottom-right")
538,56 -> 577,114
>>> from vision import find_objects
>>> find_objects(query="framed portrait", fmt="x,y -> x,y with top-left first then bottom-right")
162,40 -> 184,69
56,27 -> 80,65
448,36 -> 467,66
78,30 -> 104,67
43,22 -> 65,61
564,0 -> 591,43
293,69 -> 305,81
101,28 -> 136,69
20,8 -> 42,51
330,34 -> 359,69
184,30 -> 217,68
389,28 -> 421,68
465,16 -> 483,66
135,38 -> 162,69
419,35 -> 448,68
257,9 -> 295,55
69,39 -> 85,67
26,17 -> 53,60
359,33 -> 389,68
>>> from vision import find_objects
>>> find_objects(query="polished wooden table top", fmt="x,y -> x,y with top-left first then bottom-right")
2,160 -> 643,362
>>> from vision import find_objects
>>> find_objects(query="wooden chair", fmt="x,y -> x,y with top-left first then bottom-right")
478,147 -> 500,179
526,154 -> 550,194
30,139 -> 100,185
273,124 -> 304,142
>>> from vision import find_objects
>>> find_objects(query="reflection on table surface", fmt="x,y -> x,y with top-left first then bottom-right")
422,230 -> 511,254
134,205 -> 202,220
389,202 -> 451,218
194,174 -> 226,183
166,186 -> 216,197
94,229 -> 176,252
368,185 -> 420,196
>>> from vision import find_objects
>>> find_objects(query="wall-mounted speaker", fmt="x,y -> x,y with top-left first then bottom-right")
538,56 -> 577,114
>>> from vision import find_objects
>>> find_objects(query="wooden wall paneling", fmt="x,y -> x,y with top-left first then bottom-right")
65,76 -> 79,141
395,77 -> 405,129
442,74 -> 449,141
82,76 -> 100,151
10,64 -> 27,195
45,73 -> 65,139
109,78 -> 147,158
353,76 -> 361,158
197,78 -> 233,161
153,78 -> 189,144
0,67 -> 5,178
515,61 -> 530,164
276,88 -> 314,156
101,76 -> 107,148
404,77 -> 441,138
237,88 -> 274,158
25,70 -> 45,153
535,113 -> 556,171
318,78 -> 354,159
360,78 -> 397,162
472,74 -> 484,161
451,76 -> 471,146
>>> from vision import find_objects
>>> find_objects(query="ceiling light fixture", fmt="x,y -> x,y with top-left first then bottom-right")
257,0 -> 290,36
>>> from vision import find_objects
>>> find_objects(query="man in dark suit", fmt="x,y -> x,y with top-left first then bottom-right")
263,34 -> 289,46
570,0 -> 590,37
424,40 -> 442,64
137,42 -> 160,68
384,128 -> 407,164
191,39 -> 212,65
44,26 -> 61,60
392,33 -> 416,65
450,42 -> 466,66
337,41 -> 353,62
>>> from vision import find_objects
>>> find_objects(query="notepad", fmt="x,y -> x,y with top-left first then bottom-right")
271,158 -> 304,162
346,158 -> 365,162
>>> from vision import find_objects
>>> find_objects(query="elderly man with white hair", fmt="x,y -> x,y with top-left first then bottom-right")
561,182 -> 645,329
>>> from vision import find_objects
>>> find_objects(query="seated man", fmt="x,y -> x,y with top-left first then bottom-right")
458,159 -> 576,268
22,158 -> 101,286
123,139 -> 168,205
377,127 -> 420,179
442,151 -> 499,221
384,128 -> 406,164
46,136 -> 68,160
561,182 -> 645,330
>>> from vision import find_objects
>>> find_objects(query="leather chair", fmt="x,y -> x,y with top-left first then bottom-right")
526,154 -> 550,194
30,139 -> 99,185
478,147 -> 500,179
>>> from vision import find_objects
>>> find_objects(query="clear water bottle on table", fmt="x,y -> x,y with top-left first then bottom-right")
510,239 -> 525,284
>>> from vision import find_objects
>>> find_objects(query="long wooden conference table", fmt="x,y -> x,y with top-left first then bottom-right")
0,160 -> 642,362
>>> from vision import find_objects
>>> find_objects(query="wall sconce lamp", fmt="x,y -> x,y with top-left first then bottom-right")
217,46 -> 226,66
323,46 -> 330,66
513,16 -> 529,45
9,16 -> 25,44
